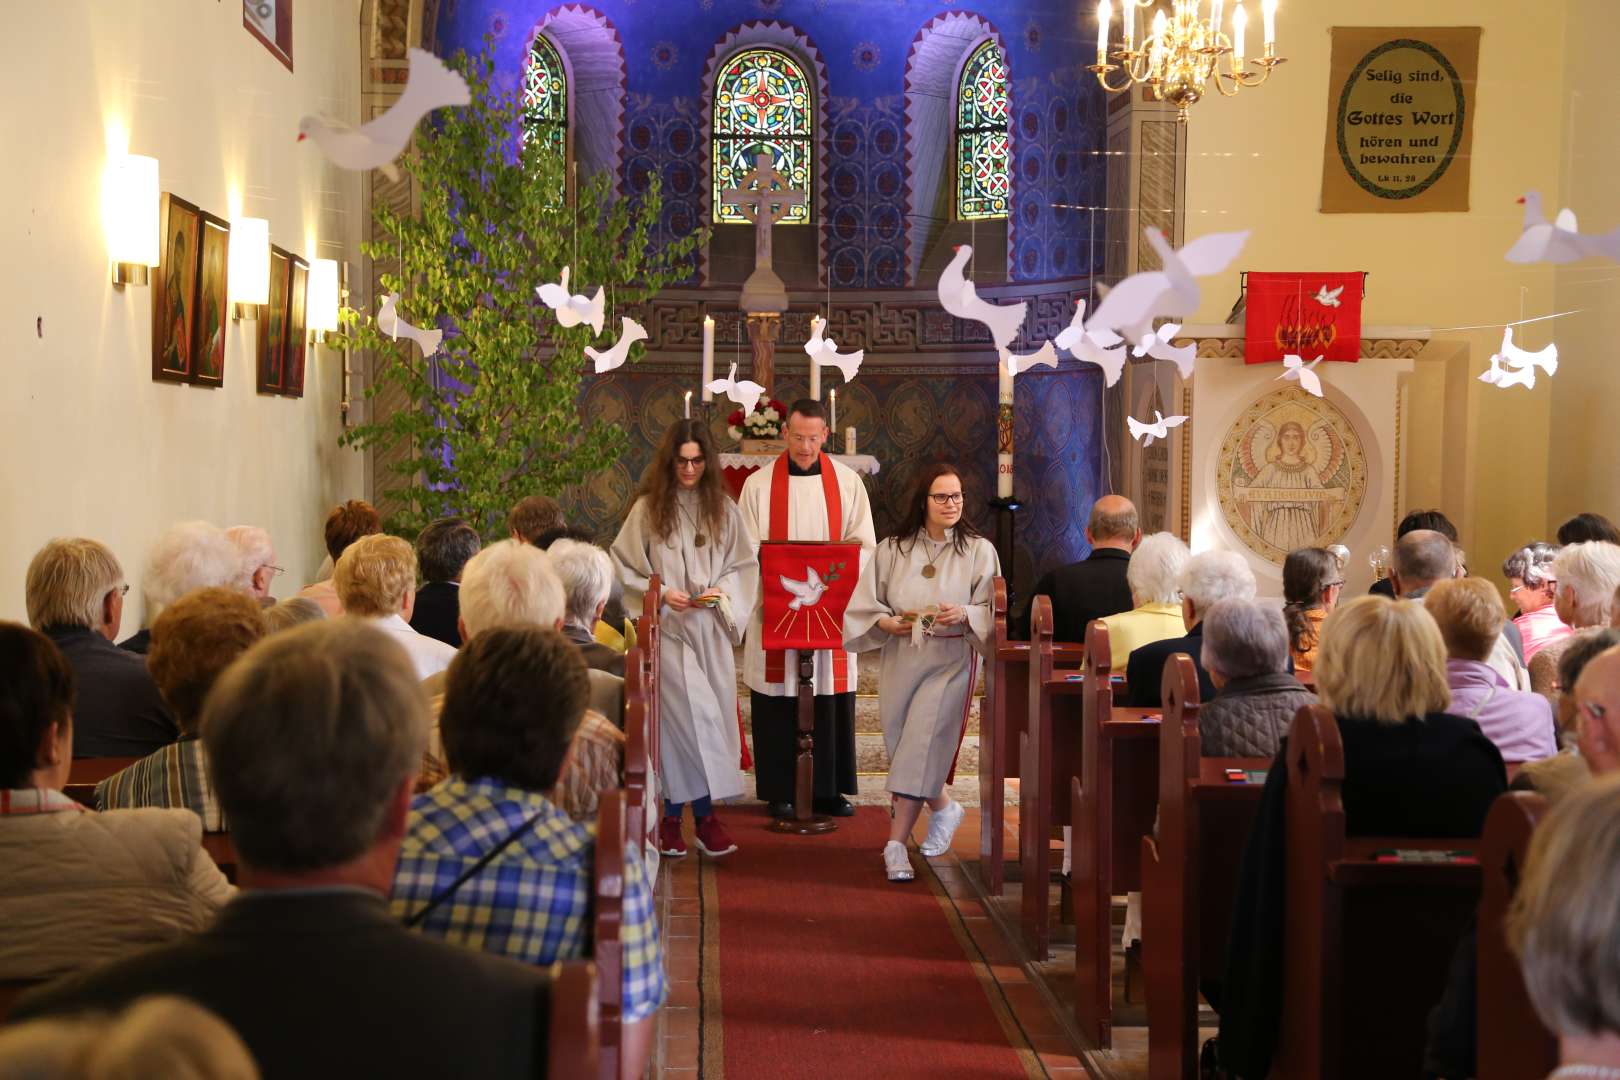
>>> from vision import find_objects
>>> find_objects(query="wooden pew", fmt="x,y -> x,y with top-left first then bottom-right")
622,646 -> 650,884
62,757 -> 142,807
1140,655 -> 1269,1078
548,960 -> 602,1079
1018,597 -> 1079,959
595,789 -> 628,1080
639,574 -> 662,816
1273,706 -> 1482,1078
1073,619 -> 1162,1048
1477,791 -> 1557,1080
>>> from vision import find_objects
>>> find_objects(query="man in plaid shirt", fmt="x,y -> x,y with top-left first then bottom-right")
392,626 -> 665,1075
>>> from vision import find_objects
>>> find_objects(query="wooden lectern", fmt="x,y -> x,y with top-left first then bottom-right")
776,650 -> 837,836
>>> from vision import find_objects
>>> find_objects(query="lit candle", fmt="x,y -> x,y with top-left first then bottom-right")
1097,0 -> 1111,63
684,390 -> 692,419
700,315 -> 715,401
1122,0 -> 1135,50
1261,0 -> 1276,46
1150,9 -> 1168,69
997,359 -> 1014,499
809,354 -> 821,401
829,387 -> 837,440
1232,2 -> 1247,62
1210,0 -> 1224,37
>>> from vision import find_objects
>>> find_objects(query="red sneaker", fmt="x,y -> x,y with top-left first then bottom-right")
658,816 -> 688,857
694,815 -> 738,857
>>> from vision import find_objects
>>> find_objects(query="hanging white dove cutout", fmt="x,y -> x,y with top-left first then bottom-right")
376,293 -> 442,358
536,267 -> 606,334
804,316 -> 864,383
584,316 -> 648,375
1053,299 -> 1126,386
1313,284 -> 1345,308
938,245 -> 1029,350
1126,410 -> 1189,447
1275,354 -> 1326,398
298,48 -> 470,182
1131,322 -> 1198,380
706,362 -> 766,418
1086,227 -> 1249,347
1478,353 -> 1537,390
1000,341 -> 1059,377
1479,327 -> 1558,390
780,567 -> 829,611
1506,191 -> 1620,265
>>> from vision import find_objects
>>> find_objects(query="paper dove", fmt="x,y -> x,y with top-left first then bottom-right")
1086,227 -> 1249,345
1053,299 -> 1126,386
1000,341 -> 1059,377
1478,352 -> 1537,390
1313,284 -> 1344,308
376,292 -> 442,358
1275,353 -> 1325,398
1494,326 -> 1558,377
584,316 -> 647,374
938,245 -> 1028,350
1130,321 -> 1198,380
804,316 -> 864,383
706,362 -> 766,418
1506,192 -> 1620,265
1126,410 -> 1188,447
297,48 -> 469,182
780,567 -> 828,610
535,267 -> 606,335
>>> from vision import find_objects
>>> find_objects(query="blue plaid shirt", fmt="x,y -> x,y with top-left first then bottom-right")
390,776 -> 665,1022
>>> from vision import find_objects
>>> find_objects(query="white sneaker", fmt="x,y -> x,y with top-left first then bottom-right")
919,798 -> 965,857
883,840 -> 915,882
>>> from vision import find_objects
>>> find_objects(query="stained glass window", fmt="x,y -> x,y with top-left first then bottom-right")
523,32 -> 568,204
956,40 -> 1010,220
712,48 -> 812,225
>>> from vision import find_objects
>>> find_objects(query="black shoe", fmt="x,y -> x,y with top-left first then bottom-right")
767,801 -> 795,819
814,797 -> 856,818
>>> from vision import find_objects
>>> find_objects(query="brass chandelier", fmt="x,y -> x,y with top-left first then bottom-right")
1089,0 -> 1285,120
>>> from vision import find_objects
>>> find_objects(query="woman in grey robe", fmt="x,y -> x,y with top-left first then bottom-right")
612,420 -> 757,860
847,463 -> 998,882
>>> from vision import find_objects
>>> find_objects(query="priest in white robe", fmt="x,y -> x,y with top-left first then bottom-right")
737,399 -> 876,818
845,463 -> 998,881
613,420 -> 757,859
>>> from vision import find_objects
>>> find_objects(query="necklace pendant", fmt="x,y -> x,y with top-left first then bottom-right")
921,564 -> 937,579
694,534 -> 707,548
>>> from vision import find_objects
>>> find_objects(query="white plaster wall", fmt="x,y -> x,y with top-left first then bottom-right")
0,2 -> 365,628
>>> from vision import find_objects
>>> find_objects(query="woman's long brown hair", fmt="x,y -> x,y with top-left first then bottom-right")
633,419 -> 728,543
889,461 -> 981,557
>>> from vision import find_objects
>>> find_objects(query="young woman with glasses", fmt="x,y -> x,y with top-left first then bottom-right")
1281,546 -> 1343,674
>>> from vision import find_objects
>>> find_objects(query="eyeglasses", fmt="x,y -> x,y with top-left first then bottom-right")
1326,580 -> 1345,589
928,493 -> 965,506
265,565 -> 286,578
114,584 -> 130,597
676,456 -> 706,470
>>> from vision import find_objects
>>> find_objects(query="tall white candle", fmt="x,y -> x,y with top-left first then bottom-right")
1232,2 -> 1247,62
829,387 -> 837,439
1097,0 -> 1111,63
701,315 -> 715,401
809,352 -> 821,401
997,361 -> 1014,499
1261,0 -> 1276,46
684,390 -> 692,419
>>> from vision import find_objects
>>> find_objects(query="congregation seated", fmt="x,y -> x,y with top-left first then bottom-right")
1393,528 -> 1530,690
1504,541 -> 1571,662
549,537 -> 626,676
1557,511 -> 1620,547
1529,540 -> 1620,701
13,620 -> 557,1078
0,995 -> 257,1078
296,498 -> 381,616
334,534 -> 457,680
1281,546 -> 1341,673
0,623 -> 231,982
262,595 -> 324,635
1216,596 -> 1507,1078
1197,598 -> 1316,758
408,516 -> 481,649
1516,629 -> 1620,801
535,524 -> 632,650
1015,494 -> 1138,641
1369,508 -> 1458,598
25,538 -> 175,757
1424,577 -> 1557,763
390,626 -> 663,1078
507,493 -> 566,545
1124,549 -> 1256,707
1096,531 -> 1189,674
117,522 -> 242,655
96,588 -> 266,829
225,524 -> 280,609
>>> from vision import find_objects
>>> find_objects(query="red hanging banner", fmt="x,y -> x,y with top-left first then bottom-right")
1243,271 -> 1365,364
759,541 -> 861,652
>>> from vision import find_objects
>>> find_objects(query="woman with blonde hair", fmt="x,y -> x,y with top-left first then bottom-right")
1213,596 -> 1507,1080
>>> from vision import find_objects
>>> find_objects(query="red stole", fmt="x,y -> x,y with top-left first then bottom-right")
764,453 -> 851,693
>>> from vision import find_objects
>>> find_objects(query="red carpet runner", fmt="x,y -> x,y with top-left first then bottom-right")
700,806 -> 1038,1079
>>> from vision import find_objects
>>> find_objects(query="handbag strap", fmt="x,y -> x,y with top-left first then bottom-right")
402,805 -> 549,929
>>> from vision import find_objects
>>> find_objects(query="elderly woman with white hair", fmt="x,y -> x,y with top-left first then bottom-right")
333,534 -> 457,680
225,525 -> 280,607
119,522 -> 243,655
1097,532 -> 1190,676
1503,541 -> 1569,662
1124,549 -> 1257,707
547,538 -> 624,676
1198,598 -> 1317,758
1528,541 -> 1620,702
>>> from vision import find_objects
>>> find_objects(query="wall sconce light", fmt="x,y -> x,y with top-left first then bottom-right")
307,258 -> 340,342
103,154 -> 159,287
228,217 -> 270,320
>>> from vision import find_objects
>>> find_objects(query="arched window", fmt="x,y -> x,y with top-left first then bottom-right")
712,48 -> 812,225
955,39 -> 1010,221
523,32 -> 569,204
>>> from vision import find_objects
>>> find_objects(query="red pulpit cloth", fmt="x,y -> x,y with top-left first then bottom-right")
759,541 -> 861,652
1243,271 -> 1364,363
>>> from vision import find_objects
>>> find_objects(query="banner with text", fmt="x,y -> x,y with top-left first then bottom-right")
1244,272 -> 1365,363
1320,27 -> 1480,214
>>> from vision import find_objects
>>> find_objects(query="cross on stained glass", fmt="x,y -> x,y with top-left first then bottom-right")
712,48 -> 812,225
722,152 -> 806,276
